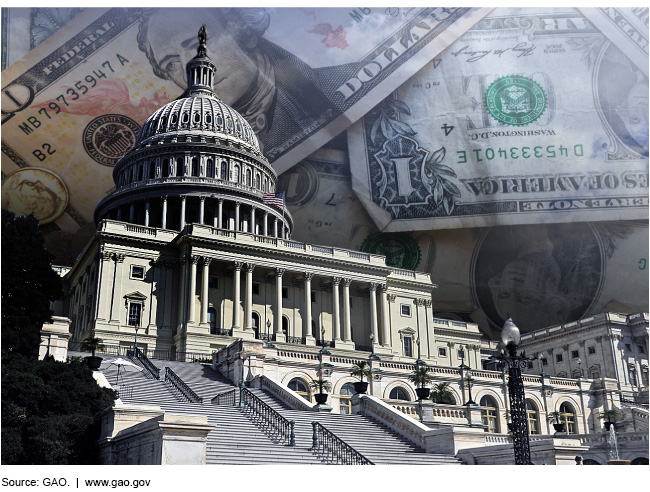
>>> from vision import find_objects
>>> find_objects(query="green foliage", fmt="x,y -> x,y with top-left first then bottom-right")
408,364 -> 434,388
598,409 -> 622,423
350,361 -> 372,383
81,336 -> 105,357
430,382 -> 455,404
1,210 -> 62,358
1,355 -> 117,464
309,378 -> 333,394
547,411 -> 562,424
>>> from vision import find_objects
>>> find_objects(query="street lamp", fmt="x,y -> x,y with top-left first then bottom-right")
239,352 -> 247,408
369,333 -> 380,360
264,319 -> 275,348
494,318 -> 533,465
459,352 -> 476,405
319,327 -> 331,355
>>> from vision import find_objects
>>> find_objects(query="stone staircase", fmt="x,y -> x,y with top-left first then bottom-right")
100,358 -> 461,465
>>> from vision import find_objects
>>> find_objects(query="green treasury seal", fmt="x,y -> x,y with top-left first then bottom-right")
361,232 -> 421,270
485,75 -> 547,127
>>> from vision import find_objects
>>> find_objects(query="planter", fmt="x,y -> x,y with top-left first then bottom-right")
353,382 -> 368,394
85,356 -> 103,370
415,387 -> 430,400
552,423 -> 565,433
314,393 -> 328,405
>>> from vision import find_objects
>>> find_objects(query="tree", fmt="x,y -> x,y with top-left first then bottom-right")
408,364 -> 434,389
430,382 -> 456,404
1,210 -> 62,358
350,360 -> 372,383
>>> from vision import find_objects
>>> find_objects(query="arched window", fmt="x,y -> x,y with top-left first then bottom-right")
208,307 -> 216,335
339,383 -> 355,414
254,173 -> 261,189
232,164 -> 240,182
282,315 -> 290,336
288,378 -> 310,401
206,159 -> 214,178
139,165 -> 145,181
149,161 -> 156,179
389,387 -> 410,401
252,312 -> 260,339
263,177 -> 267,192
246,168 -> 252,186
162,159 -> 169,177
176,158 -> 184,177
220,161 -> 227,180
559,402 -> 577,434
480,395 -> 500,433
192,157 -> 199,177
526,400 -> 539,434
631,457 -> 649,465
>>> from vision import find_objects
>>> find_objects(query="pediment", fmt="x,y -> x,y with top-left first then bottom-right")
124,291 -> 147,301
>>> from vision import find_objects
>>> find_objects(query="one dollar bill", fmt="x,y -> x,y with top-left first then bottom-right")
349,7 -> 649,232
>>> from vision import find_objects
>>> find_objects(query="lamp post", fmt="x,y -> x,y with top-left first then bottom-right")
459,352 -> 476,405
369,333 -> 380,361
239,352 -> 247,408
494,318 -> 533,465
264,319 -> 274,348
134,325 -> 139,354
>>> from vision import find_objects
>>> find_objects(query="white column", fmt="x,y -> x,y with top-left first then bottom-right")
274,217 -> 278,237
235,201 -> 240,232
342,278 -> 352,342
264,211 -> 268,236
144,201 -> 150,226
180,196 -> 186,229
129,204 -> 135,223
332,277 -> 341,342
380,284 -> 389,347
275,268 -> 285,336
245,263 -> 255,330
161,196 -> 167,229
96,252 -> 112,320
217,199 -> 223,228
369,283 -> 379,344
199,197 -> 205,225
178,255 -> 187,332
250,207 -> 256,234
232,262 -> 242,330
110,254 -> 125,322
200,258 -> 211,325
188,255 -> 198,324
303,272 -> 313,339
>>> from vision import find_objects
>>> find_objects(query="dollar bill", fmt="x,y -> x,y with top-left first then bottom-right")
348,7 -> 649,232
282,146 -> 649,339
1,6 -> 491,243
578,7 -> 649,77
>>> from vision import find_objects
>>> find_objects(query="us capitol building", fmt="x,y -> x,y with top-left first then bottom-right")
44,29 -> 648,466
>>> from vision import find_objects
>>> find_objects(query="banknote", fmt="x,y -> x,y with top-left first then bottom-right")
279,149 -> 648,338
348,7 -> 649,232
1,6 -> 491,245
578,7 -> 649,77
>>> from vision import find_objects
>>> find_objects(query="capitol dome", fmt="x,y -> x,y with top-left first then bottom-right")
95,26 -> 292,238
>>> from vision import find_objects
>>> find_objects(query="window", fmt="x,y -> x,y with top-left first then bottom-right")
400,304 -> 411,316
282,287 -> 288,299
288,379 -> 310,400
176,158 -> 184,177
282,316 -> 289,335
590,368 -> 600,379
527,361 -> 534,369
629,368 -> 638,386
458,349 -> 465,360
311,291 -> 316,303
526,400 -> 539,435
588,346 -> 596,355
191,158 -> 199,177
339,383 -> 355,414
556,354 -> 563,363
208,307 -> 216,334
541,358 -> 548,366
130,265 -> 145,280
625,343 -> 632,351
480,396 -> 499,433
403,336 -> 412,357
208,277 -> 218,289
128,303 -> 142,327
559,402 -> 577,434
438,347 -> 447,357
639,345 -> 645,354
389,387 -> 410,401
252,283 -> 260,296
571,350 -> 579,359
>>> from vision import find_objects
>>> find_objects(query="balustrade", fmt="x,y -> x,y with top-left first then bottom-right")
310,421 -> 373,465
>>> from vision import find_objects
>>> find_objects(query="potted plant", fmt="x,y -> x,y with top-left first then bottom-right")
309,378 -> 332,405
81,336 -> 105,370
350,360 -> 372,394
547,411 -> 565,433
408,364 -> 434,400
430,382 -> 455,404
598,408 -> 622,431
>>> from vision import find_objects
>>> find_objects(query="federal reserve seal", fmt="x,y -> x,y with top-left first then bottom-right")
485,75 -> 547,127
83,114 -> 140,166
361,232 -> 421,270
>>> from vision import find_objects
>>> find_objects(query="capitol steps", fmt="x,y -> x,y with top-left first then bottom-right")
100,359 -> 461,465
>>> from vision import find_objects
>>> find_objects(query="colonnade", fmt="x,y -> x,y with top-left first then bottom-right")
182,256 -> 393,347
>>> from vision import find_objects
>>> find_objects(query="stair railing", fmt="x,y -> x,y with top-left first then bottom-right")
241,388 -> 295,447
211,389 -> 236,406
164,367 -> 203,403
133,347 -> 160,380
310,421 -> 373,465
